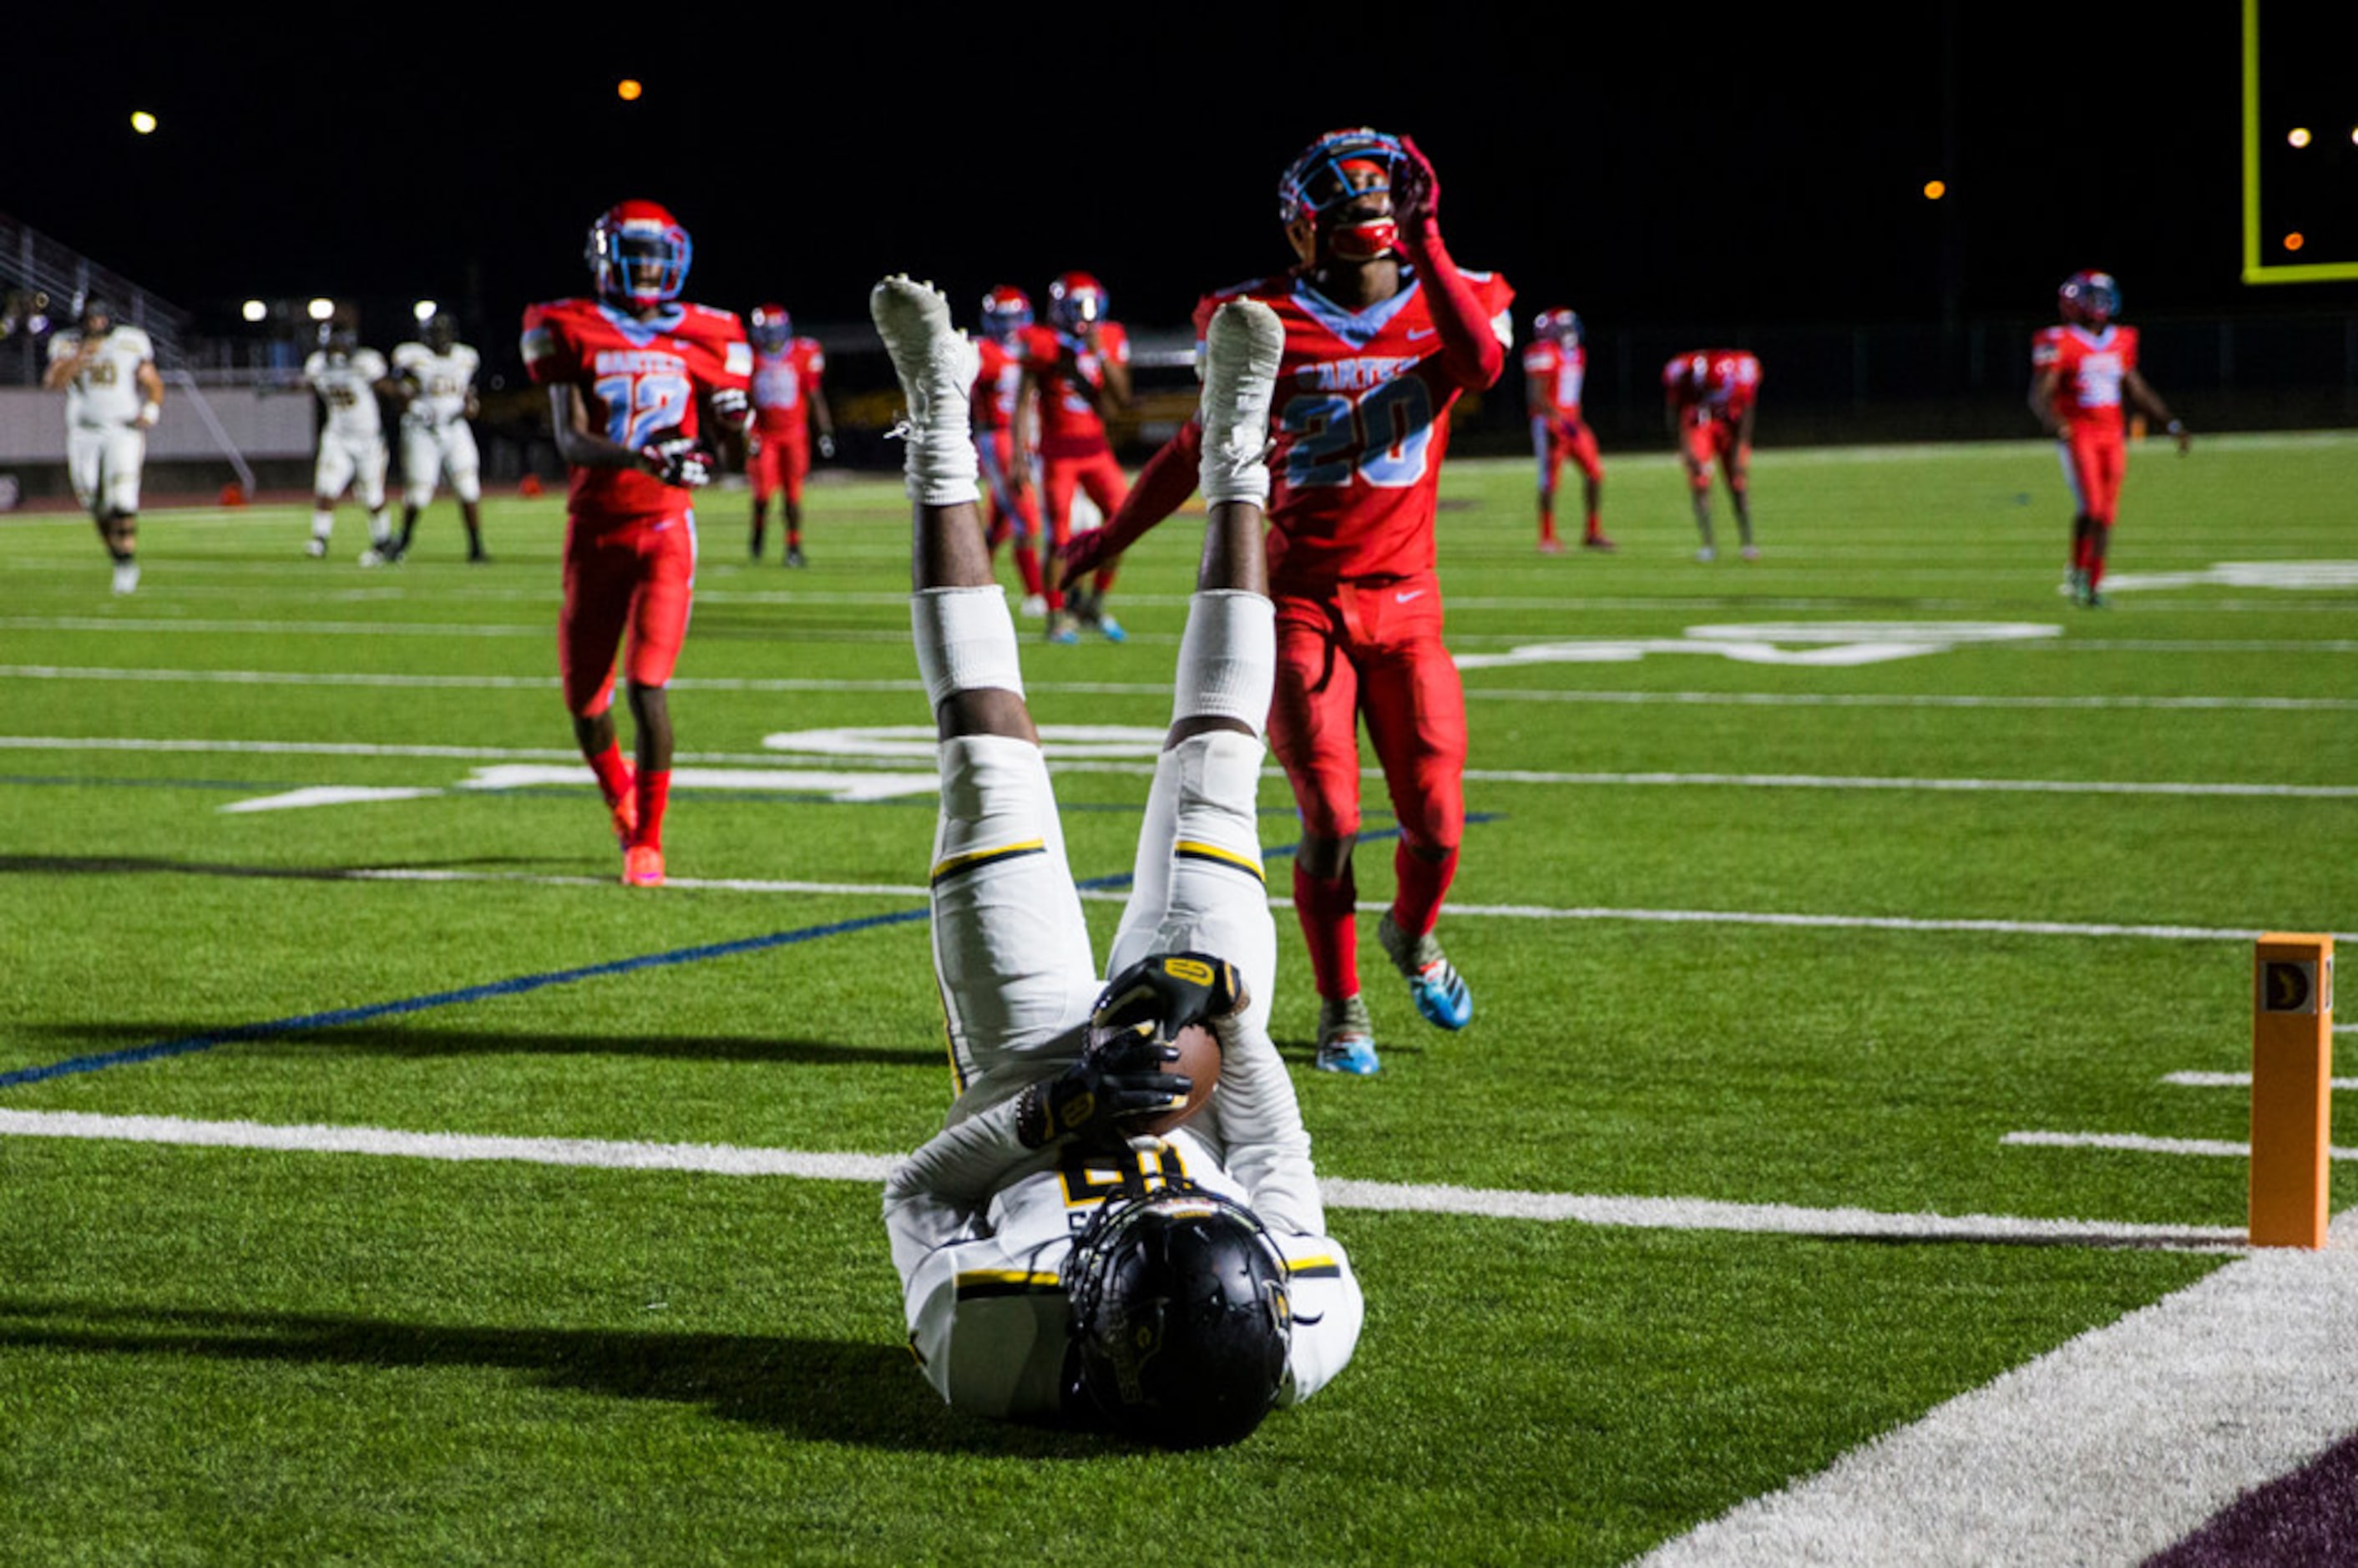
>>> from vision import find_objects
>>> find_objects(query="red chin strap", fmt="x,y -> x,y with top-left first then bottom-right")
1327,218 -> 1398,262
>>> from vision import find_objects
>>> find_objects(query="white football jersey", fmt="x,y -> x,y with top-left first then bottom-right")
305,349 -> 388,441
885,1125 -> 1361,1421
51,326 -> 155,429
392,341 -> 479,426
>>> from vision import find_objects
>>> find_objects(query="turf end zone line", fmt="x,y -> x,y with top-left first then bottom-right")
1637,1211 -> 2358,1568
0,1110 -> 2245,1252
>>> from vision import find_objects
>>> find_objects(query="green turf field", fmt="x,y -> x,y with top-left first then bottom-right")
3,434 -> 2353,1564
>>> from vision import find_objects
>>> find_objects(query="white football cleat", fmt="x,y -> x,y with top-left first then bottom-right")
1018,593 -> 1047,620
111,560 -> 140,595
868,276 -> 981,504
1198,298 -> 1283,505
305,536 -> 329,559
869,276 -> 979,432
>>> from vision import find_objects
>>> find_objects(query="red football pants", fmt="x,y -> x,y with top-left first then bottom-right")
559,509 -> 698,716
1268,573 -> 1467,852
748,432 -> 810,506
2060,423 -> 2127,526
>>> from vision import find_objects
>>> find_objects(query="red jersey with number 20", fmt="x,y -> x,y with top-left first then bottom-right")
521,297 -> 752,524
1195,266 -> 1515,589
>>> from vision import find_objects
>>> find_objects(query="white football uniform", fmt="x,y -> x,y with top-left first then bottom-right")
304,349 -> 389,508
391,340 -> 482,505
883,598 -> 1363,1424
50,326 -> 154,519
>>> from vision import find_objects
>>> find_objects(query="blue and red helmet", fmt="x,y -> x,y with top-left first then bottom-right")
750,302 -> 792,352
1533,308 -> 1584,346
587,200 -> 691,311
2058,271 -> 2119,327
1047,272 -> 1106,335
1278,128 -> 1405,262
980,285 -> 1033,340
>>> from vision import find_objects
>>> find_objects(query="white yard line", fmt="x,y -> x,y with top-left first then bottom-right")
13,665 -> 2356,714
2004,1130 -> 2358,1161
0,1110 -> 2244,1253
1460,768 -> 2358,798
2163,1070 -> 2358,1088
1435,905 -> 2304,942
139,863 -> 2310,945
8,734 -> 2345,802
1636,1215 -> 2358,1566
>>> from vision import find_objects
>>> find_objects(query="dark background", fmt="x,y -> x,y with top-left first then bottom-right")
7,3 -> 2354,453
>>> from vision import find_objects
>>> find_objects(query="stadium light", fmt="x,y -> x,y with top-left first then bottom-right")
1922,180 -> 1946,200
2288,127 -> 2312,148
2285,232 -> 2306,252
240,300 -> 267,324
306,298 -> 335,321
413,300 -> 438,323
129,111 -> 157,135
617,78 -> 643,102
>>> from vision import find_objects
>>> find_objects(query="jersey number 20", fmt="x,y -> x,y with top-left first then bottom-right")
1281,377 -> 1435,490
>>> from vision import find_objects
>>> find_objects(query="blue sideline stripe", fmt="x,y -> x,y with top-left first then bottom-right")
0,905 -> 932,1091
0,813 -> 1503,1091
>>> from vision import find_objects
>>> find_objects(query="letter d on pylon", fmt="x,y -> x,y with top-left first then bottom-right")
2251,933 -> 2335,1248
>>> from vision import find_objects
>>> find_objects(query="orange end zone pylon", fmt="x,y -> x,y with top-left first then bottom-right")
2250,933 -> 2335,1247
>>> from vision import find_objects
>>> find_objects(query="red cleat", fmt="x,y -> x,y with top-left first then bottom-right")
1537,537 -> 1565,554
622,844 -> 665,888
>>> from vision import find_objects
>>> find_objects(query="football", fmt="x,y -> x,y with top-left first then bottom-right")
1136,1022 -> 1222,1137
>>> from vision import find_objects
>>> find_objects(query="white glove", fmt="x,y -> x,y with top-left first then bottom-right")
641,438 -> 713,488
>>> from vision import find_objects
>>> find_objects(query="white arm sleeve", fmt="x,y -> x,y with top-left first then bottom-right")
1196,1024 -> 1323,1237
881,1095 -> 1040,1278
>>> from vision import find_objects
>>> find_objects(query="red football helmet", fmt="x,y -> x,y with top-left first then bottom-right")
1047,272 -> 1106,334
750,302 -> 792,352
980,285 -> 1034,339
2057,270 -> 2119,327
1279,128 -> 1405,264
1533,308 -> 1584,346
586,200 -> 691,311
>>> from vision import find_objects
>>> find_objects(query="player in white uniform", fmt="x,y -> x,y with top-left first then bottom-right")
872,277 -> 1362,1447
43,297 -> 163,594
302,321 -> 397,562
387,315 -> 486,562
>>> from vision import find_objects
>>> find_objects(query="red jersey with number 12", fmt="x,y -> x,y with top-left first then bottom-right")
1195,266 -> 1515,589
521,297 -> 751,524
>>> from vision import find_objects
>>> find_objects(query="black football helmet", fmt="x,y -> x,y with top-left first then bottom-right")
1064,1181 -> 1292,1448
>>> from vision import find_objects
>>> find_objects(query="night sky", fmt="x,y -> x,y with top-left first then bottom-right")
5,5 -> 2348,349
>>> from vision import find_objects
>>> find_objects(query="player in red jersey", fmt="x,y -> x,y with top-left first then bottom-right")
521,200 -> 752,888
1662,348 -> 1762,562
1018,271 -> 1131,645
973,286 -> 1048,615
1061,128 -> 1504,1075
1525,308 -> 1612,554
2030,271 -> 2188,608
746,302 -> 835,567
